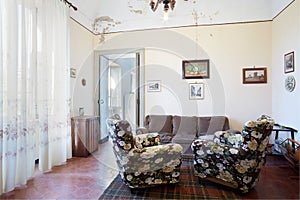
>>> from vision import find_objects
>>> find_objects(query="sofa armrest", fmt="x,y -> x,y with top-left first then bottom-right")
134,132 -> 161,148
122,143 -> 183,173
136,127 -> 149,135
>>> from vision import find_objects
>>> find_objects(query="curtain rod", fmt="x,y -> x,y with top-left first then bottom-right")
63,0 -> 77,11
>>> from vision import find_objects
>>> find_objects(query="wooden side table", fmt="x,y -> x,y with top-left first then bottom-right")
71,116 -> 100,157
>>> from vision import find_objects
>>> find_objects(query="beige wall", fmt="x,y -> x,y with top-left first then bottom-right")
173,23 -> 272,129
70,20 -> 95,117
272,0 -> 300,140
91,22 -> 272,130
70,1 -> 299,134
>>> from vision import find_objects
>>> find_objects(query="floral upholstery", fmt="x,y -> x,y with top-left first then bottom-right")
106,118 -> 183,188
191,115 -> 274,193
134,132 -> 161,149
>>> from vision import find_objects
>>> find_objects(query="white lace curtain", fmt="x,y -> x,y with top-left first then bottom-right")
0,0 -> 71,194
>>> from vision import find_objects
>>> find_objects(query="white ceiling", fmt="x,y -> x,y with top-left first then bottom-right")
69,0 -> 293,34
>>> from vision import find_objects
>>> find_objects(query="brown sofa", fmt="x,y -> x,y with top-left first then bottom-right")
139,115 -> 230,154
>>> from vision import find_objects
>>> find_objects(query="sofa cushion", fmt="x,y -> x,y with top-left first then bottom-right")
197,117 -> 211,135
172,116 -> 198,137
198,116 -> 229,135
145,115 -> 173,133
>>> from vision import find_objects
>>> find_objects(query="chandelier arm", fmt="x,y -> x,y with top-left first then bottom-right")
151,0 -> 163,12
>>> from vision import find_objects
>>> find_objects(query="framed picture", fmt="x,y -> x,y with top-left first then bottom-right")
189,83 -> 204,100
284,51 -> 294,73
182,59 -> 210,79
242,67 -> 267,84
147,80 -> 161,92
70,67 -> 76,78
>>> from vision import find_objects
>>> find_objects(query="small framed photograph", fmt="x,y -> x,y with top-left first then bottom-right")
147,80 -> 161,92
242,67 -> 267,84
70,67 -> 76,78
189,83 -> 204,100
284,51 -> 294,73
182,59 -> 210,79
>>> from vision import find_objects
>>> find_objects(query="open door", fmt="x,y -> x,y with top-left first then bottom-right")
96,51 -> 144,142
99,56 -> 109,141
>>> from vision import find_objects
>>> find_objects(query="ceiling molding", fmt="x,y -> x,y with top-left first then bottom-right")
69,0 -> 294,35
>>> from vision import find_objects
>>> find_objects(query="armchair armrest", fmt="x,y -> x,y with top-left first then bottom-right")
213,130 -> 243,148
191,139 -> 240,161
134,132 -> 161,148
191,139 -> 242,181
122,143 -> 183,173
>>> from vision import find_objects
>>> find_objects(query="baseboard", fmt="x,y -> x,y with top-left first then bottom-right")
99,136 -> 109,144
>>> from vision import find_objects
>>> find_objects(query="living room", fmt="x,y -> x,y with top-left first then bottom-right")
0,0 -> 299,199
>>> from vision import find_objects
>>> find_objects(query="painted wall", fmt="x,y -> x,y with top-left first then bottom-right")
70,20 -> 95,117
69,2 -> 299,142
92,22 -> 272,130
272,0 -> 300,140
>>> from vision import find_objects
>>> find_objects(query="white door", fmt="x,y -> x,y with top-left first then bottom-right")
99,56 -> 109,141
98,52 -> 144,141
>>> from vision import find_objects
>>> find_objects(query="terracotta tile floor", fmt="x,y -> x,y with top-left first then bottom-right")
0,141 -> 299,199
0,141 -> 119,199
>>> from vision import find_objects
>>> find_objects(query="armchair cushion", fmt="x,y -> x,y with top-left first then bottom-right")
126,143 -> 182,172
134,132 -> 161,149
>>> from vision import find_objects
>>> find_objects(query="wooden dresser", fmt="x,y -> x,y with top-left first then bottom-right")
71,116 -> 100,157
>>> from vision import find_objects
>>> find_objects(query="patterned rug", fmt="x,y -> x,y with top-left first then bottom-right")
99,161 -> 241,199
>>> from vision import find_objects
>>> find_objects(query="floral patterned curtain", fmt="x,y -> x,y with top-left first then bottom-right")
36,0 -> 72,172
0,0 -> 71,195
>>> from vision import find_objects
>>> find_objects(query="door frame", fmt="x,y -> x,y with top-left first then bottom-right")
93,48 -> 145,141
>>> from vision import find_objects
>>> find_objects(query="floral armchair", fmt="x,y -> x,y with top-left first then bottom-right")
106,117 -> 183,188
191,115 -> 274,193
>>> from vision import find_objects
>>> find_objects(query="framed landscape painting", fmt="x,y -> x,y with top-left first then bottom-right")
242,67 -> 267,84
182,59 -> 209,79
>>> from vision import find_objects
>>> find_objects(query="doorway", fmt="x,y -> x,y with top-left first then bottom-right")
95,50 -> 144,141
